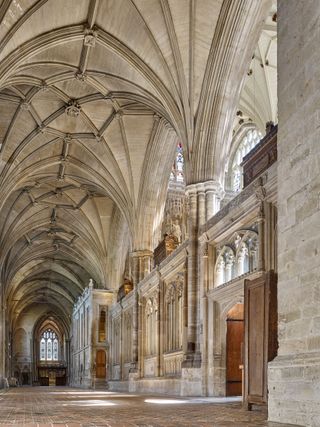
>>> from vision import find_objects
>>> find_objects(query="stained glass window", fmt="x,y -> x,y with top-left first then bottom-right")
39,329 -> 59,361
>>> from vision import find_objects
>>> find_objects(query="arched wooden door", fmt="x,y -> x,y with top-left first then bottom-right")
96,350 -> 106,379
226,303 -> 244,396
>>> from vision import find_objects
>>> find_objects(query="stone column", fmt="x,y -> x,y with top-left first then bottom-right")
237,243 -> 247,275
184,185 -> 198,357
129,250 -> 153,389
199,241 -> 209,395
0,295 -> 4,388
66,339 -> 71,385
181,180 -> 223,396
129,253 -> 139,377
215,257 -> 225,286
264,202 -> 277,272
205,180 -> 224,221
119,308 -> 123,380
225,254 -> 234,282
157,271 -> 164,377
268,2 -> 320,426
256,199 -> 266,271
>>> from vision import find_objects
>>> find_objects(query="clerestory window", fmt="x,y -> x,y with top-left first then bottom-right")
232,129 -> 262,192
170,142 -> 184,183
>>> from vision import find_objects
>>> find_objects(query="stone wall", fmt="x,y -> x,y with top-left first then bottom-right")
268,2 -> 320,425
0,301 -> 4,387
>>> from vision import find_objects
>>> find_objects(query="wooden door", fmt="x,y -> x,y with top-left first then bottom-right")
96,350 -> 106,379
244,271 -> 278,409
226,304 -> 244,396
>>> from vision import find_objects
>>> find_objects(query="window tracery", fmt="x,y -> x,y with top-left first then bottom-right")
231,129 -> 263,192
170,142 -> 184,183
40,329 -> 59,361
215,230 -> 259,287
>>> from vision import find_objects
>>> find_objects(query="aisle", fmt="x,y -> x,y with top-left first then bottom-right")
0,387 -> 294,427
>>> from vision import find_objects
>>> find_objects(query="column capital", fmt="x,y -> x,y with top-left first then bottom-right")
185,179 -> 224,198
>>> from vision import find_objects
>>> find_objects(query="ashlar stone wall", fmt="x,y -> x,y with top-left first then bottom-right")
268,2 -> 320,426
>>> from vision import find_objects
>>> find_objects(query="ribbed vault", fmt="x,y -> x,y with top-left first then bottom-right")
0,0 -> 272,326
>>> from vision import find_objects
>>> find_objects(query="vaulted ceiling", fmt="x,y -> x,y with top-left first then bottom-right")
0,0 -> 274,327
235,2 -> 277,133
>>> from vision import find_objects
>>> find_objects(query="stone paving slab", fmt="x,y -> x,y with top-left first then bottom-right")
0,387 -> 297,427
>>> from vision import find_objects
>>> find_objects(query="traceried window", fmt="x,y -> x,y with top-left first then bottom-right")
170,142 -> 184,183
40,329 -> 59,361
232,129 -> 262,192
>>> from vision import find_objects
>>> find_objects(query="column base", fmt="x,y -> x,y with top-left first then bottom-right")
268,352 -> 320,427
128,370 -> 139,392
181,352 -> 202,396
128,361 -> 139,392
181,367 -> 202,396
181,350 -> 202,369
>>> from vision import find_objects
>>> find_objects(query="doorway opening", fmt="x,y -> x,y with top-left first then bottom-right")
226,303 -> 244,396
34,316 -> 68,386
96,350 -> 106,379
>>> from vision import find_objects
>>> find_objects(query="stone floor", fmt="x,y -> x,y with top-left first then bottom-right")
0,387 -> 296,427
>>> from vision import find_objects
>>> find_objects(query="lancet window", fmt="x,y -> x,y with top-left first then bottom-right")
170,142 -> 184,183
40,329 -> 59,361
99,309 -> 106,342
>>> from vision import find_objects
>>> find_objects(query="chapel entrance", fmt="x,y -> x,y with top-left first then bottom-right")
226,303 -> 244,396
